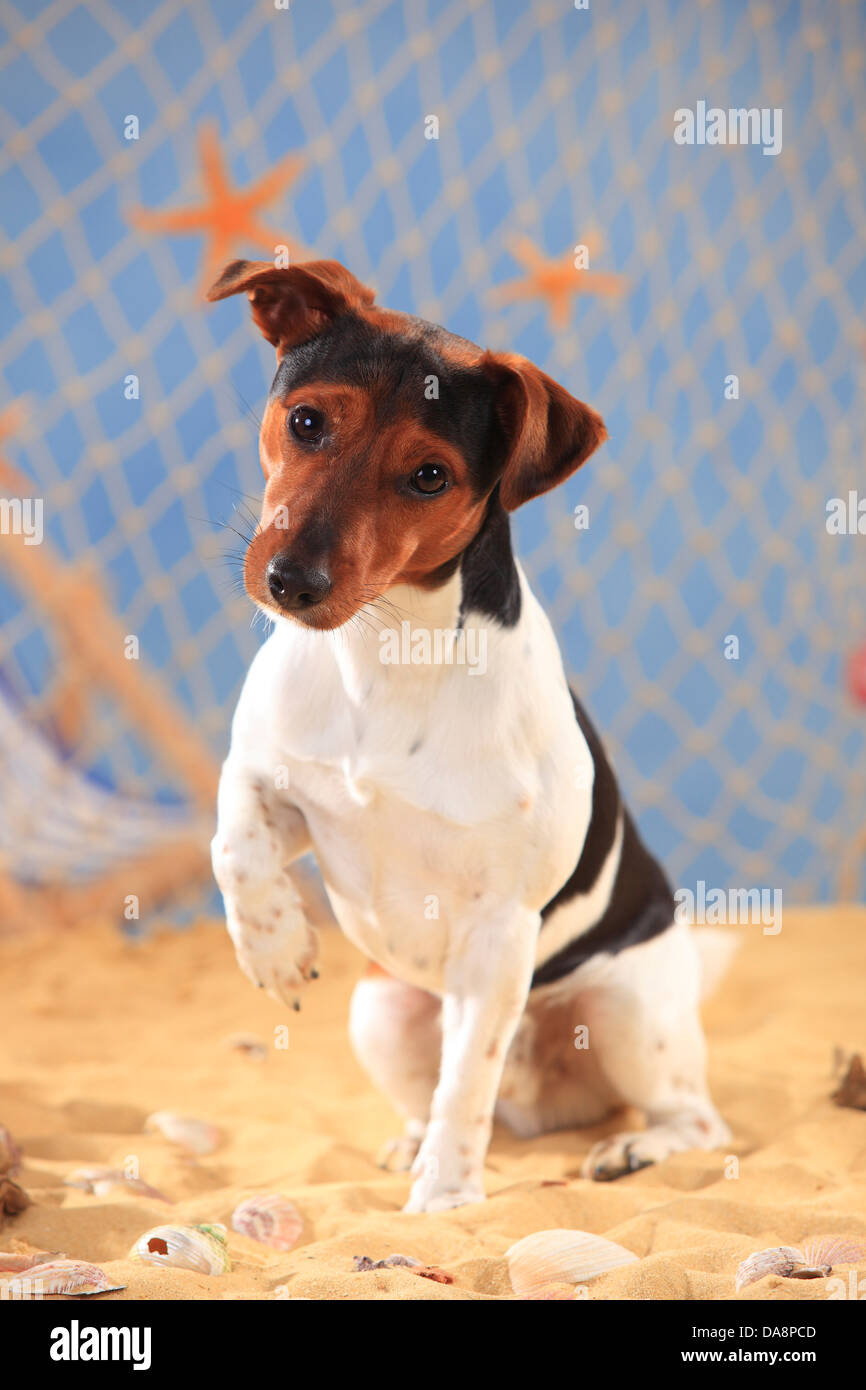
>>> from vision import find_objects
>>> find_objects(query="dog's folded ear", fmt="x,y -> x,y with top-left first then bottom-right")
481,352 -> 607,511
206,259 -> 375,355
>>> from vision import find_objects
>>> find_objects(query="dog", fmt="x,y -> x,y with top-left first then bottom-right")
207,258 -> 730,1213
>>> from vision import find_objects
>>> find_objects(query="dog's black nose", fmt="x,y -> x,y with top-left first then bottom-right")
266,552 -> 332,611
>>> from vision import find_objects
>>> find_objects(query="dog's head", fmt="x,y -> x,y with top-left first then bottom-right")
207,258 -> 606,630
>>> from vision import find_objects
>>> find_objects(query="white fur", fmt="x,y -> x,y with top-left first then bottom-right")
213,564 -> 728,1209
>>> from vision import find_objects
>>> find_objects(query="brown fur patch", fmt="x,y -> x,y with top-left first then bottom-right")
245,380 -> 489,628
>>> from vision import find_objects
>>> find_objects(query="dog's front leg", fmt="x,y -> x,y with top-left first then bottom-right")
211,759 -> 318,1007
404,906 -> 538,1213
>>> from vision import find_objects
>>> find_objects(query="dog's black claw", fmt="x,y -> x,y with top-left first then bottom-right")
310,968 -> 319,980
626,1156 -> 653,1175
293,999 -> 301,1012
623,1142 -> 653,1175
589,1166 -> 620,1183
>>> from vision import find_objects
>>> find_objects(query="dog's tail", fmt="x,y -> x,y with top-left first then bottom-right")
693,925 -> 740,1001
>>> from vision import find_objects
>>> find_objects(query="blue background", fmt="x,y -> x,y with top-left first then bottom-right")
0,0 -> 864,906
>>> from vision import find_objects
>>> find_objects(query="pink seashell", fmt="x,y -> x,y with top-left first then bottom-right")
232,1195 -> 303,1251
145,1111 -> 220,1156
800,1236 -> 865,1271
0,1259 -> 124,1297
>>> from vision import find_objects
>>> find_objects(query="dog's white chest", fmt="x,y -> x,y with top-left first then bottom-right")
279,715 -> 536,990
229,579 -> 592,993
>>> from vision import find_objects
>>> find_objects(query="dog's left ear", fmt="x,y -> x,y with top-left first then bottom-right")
205,258 -> 375,356
481,352 -> 607,511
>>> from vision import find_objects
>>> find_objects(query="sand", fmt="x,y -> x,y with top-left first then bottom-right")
1,906 -> 865,1301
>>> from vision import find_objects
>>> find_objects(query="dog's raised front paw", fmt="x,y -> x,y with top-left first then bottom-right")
225,892 -> 318,1008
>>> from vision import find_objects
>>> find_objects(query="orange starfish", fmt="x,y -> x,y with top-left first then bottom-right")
490,236 -> 627,329
129,125 -> 306,291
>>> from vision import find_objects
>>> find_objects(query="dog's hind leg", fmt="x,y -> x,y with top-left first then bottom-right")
348,968 -> 441,1172
577,921 -> 731,1180
495,991 -> 619,1138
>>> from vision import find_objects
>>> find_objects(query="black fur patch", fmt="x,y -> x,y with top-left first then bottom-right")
458,492 -> 521,627
542,689 -> 620,910
531,690 -> 675,988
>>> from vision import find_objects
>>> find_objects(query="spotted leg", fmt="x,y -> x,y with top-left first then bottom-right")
211,759 -> 318,1008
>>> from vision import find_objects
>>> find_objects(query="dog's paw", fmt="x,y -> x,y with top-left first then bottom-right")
582,1131 -> 657,1181
225,894 -> 318,1008
402,1127 -> 486,1212
582,1113 -> 731,1181
377,1133 -> 423,1173
402,1183 -> 485,1214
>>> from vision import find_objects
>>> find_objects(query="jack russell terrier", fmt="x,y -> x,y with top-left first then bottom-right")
207,258 -> 730,1213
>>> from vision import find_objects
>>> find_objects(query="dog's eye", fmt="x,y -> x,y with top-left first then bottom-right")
289,405 -> 324,442
409,462 -> 448,495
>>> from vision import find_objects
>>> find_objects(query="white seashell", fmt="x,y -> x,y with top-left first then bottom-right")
0,1258 -> 124,1297
506,1229 -> 638,1296
736,1236 -> 866,1291
232,1195 -> 303,1251
735,1246 -> 804,1291
131,1222 -> 231,1274
144,1111 -> 220,1156
65,1166 -> 171,1202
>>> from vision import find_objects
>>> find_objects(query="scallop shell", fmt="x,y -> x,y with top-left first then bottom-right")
131,1222 -> 231,1274
800,1236 -> 865,1270
144,1111 -> 220,1156
0,1124 -> 21,1175
0,1259 -> 124,1297
232,1195 -> 303,1251
506,1229 -> 638,1297
735,1246 -> 805,1291
65,1166 -> 171,1202
736,1236 -> 865,1291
